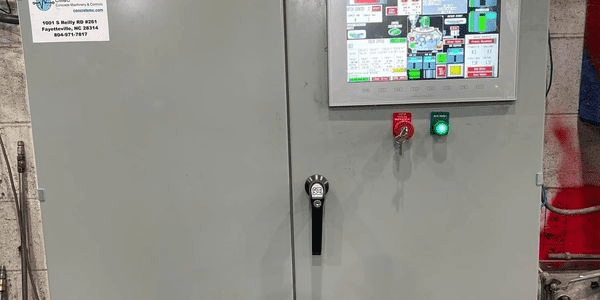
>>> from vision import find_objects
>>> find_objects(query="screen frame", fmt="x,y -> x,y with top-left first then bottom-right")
328,0 -> 521,107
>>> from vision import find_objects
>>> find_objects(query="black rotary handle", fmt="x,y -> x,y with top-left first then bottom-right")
305,175 -> 329,255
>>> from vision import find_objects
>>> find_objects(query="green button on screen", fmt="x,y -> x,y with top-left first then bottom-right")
349,77 -> 370,83
390,38 -> 406,43
409,70 -> 421,79
436,53 -> 447,64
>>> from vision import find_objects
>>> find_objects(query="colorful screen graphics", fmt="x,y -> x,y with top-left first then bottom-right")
347,0 -> 500,82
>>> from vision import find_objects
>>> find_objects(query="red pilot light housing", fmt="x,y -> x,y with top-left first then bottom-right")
392,112 -> 415,139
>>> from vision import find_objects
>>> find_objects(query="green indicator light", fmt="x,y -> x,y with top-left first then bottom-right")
435,122 -> 449,136
430,112 -> 450,136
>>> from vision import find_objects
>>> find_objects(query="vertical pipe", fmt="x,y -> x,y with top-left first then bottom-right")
17,141 -> 27,300
19,174 -> 27,300
0,266 -> 6,300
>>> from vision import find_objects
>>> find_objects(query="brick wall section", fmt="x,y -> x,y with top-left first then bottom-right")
0,0 -> 50,299
544,0 -> 600,189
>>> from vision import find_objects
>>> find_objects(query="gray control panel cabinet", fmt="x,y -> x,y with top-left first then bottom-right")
18,0 -> 548,299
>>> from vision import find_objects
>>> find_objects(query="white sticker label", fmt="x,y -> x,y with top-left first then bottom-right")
28,0 -> 109,43
311,184 -> 324,199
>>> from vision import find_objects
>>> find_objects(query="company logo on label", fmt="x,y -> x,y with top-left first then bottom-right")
32,0 -> 54,11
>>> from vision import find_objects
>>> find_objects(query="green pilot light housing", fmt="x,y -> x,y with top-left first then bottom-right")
431,112 -> 450,136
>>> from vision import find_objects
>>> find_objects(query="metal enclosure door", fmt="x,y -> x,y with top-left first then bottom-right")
287,1 -> 548,300
18,1 -> 292,299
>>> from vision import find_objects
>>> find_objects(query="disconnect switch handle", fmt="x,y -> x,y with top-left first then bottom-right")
305,174 -> 329,255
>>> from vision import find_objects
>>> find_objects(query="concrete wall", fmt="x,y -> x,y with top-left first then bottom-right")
0,0 -> 50,298
544,0 -> 600,190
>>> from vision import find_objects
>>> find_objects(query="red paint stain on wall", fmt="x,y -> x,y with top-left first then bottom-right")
539,122 -> 600,264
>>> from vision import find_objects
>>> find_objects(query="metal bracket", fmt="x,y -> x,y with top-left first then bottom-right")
536,172 -> 544,187
37,188 -> 46,202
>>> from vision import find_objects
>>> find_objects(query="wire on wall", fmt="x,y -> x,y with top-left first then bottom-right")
0,0 -> 11,15
546,30 -> 554,98
0,0 -> 18,25
0,133 -> 40,300
541,186 -> 600,215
